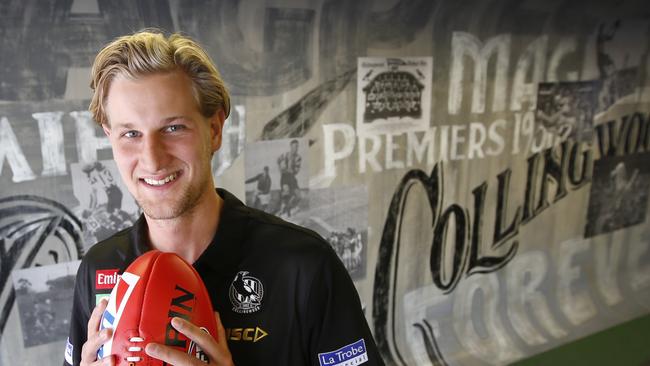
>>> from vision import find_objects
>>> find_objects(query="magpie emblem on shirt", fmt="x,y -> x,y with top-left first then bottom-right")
229,271 -> 264,314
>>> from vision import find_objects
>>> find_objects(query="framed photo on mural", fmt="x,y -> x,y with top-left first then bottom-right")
356,56 -> 432,136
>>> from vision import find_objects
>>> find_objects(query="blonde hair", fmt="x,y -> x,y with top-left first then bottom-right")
89,29 -> 230,126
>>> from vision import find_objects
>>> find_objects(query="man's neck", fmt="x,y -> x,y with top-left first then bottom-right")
144,189 -> 223,264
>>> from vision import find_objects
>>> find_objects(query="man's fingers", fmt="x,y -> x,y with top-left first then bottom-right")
83,355 -> 115,366
212,312 -> 234,365
80,328 -> 113,365
215,311 -> 227,345
80,299 -> 114,365
87,298 -> 108,339
169,317 -> 214,346
97,355 -> 115,366
145,342 -> 197,365
166,315 -> 233,365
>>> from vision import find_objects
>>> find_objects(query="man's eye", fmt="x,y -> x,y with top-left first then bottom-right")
123,131 -> 140,138
166,125 -> 185,132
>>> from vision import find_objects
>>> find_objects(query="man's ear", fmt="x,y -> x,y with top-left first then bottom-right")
210,109 -> 226,152
102,123 -> 111,137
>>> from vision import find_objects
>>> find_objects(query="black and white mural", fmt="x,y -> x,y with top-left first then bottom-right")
1,0 -> 649,365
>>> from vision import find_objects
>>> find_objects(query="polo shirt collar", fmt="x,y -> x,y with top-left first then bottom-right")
195,188 -> 248,275
129,188 -> 248,275
132,214 -> 149,257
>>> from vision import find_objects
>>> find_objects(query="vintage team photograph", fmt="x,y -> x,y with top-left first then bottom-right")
245,138 -> 309,221
12,260 -> 80,348
356,56 -> 432,136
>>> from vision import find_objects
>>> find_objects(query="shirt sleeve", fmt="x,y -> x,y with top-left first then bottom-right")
304,245 -> 385,366
63,259 -> 91,366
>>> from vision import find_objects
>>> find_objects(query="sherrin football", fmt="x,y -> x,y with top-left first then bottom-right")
98,250 -> 217,365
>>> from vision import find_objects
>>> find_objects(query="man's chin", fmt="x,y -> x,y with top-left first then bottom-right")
142,207 -> 182,220
134,180 -> 209,221
138,201 -> 186,220
137,193 -> 202,220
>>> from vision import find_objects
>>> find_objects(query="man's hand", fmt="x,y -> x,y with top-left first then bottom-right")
81,298 -> 114,366
145,311 -> 234,366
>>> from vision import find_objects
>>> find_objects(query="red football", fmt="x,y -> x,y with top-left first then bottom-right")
98,250 -> 217,365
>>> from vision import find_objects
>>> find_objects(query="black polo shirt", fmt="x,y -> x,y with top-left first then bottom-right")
64,189 -> 384,366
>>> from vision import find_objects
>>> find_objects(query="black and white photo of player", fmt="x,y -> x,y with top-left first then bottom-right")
584,153 -> 650,238
70,160 -> 139,247
535,81 -> 598,142
298,186 -> 368,280
245,138 -> 309,221
12,261 -> 80,347
356,57 -> 432,136
595,20 -> 644,113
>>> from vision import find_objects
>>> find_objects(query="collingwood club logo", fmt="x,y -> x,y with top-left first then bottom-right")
229,271 -> 264,314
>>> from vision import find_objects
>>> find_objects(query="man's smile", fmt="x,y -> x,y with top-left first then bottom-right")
141,172 -> 180,187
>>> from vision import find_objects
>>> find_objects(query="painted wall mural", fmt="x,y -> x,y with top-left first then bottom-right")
0,0 -> 649,365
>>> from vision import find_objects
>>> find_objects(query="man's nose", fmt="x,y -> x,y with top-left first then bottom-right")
140,135 -> 170,171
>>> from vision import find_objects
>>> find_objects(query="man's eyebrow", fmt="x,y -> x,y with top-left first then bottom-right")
112,122 -> 135,129
162,116 -> 191,123
111,117 -> 190,129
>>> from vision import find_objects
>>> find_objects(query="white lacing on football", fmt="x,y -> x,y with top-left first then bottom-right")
126,337 -> 145,362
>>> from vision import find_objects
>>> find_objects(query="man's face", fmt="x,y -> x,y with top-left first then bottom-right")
103,70 -> 223,220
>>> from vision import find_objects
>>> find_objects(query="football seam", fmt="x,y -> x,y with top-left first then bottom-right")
137,250 -> 161,350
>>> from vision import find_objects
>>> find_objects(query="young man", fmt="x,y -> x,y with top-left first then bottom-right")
64,30 -> 384,366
